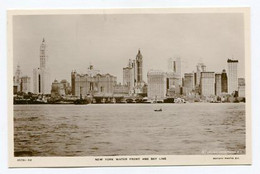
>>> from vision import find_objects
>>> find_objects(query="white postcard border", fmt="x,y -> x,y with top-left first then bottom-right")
8,7 -> 251,167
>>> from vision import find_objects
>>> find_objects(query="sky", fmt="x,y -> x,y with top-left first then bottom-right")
13,13 -> 245,84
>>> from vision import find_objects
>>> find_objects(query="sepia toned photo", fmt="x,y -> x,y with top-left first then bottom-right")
8,8 -> 251,167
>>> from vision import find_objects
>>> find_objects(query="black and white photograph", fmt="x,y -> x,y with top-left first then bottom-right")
8,8 -> 251,167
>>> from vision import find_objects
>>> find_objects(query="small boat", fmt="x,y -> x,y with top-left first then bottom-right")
154,108 -> 162,112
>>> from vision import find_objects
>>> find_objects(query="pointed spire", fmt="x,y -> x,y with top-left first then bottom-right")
136,48 -> 142,60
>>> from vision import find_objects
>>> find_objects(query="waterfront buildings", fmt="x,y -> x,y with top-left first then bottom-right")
114,83 -> 129,96
215,73 -> 222,96
200,72 -> 215,97
60,79 -> 71,95
51,79 -> 66,98
20,76 -> 31,93
122,50 -> 146,95
183,73 -> 195,95
166,71 -> 181,96
13,65 -> 31,94
147,70 -> 167,100
238,78 -> 245,98
221,69 -> 228,93
123,59 -> 135,94
195,63 -> 206,87
33,38 -> 51,94
227,59 -> 238,94
13,65 -> 22,92
71,65 -> 117,98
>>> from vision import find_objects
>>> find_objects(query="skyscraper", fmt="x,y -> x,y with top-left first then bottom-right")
201,72 -> 215,97
221,69 -> 228,93
33,38 -> 50,94
227,59 -> 238,94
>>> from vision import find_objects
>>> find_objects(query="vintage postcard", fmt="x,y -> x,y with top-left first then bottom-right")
8,8 -> 251,167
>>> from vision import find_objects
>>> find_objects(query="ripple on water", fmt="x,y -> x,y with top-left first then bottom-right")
14,103 -> 246,156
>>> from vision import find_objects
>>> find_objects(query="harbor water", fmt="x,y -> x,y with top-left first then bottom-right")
14,103 -> 246,156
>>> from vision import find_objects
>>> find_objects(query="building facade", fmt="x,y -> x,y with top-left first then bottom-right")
13,65 -> 22,92
201,72 -> 215,97
60,79 -> 71,95
215,73 -> 222,96
33,38 -> 50,94
123,59 -> 135,94
20,76 -> 31,93
113,83 -> 129,95
13,65 -> 31,93
122,50 -> 146,95
221,69 -> 228,93
238,78 -> 245,98
227,59 -> 238,94
51,79 -> 65,98
183,73 -> 195,95
147,70 -> 166,100
136,49 -> 143,84
195,63 -> 206,87
166,71 -> 181,96
168,57 -> 181,85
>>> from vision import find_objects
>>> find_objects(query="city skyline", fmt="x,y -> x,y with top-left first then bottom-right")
13,13 -> 245,85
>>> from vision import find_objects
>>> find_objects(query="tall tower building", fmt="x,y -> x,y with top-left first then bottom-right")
40,38 -> 47,68
33,38 -> 50,94
136,49 -> 143,83
221,69 -> 228,93
71,71 -> 76,96
227,59 -> 238,94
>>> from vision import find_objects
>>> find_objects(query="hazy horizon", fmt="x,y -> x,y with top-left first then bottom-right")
13,13 -> 245,85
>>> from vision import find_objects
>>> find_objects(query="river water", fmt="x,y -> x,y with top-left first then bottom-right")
14,103 -> 246,157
